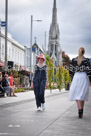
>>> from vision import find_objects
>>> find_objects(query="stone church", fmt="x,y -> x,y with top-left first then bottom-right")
48,0 -> 62,66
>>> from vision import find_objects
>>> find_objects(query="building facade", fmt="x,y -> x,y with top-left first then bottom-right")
48,0 -> 62,66
25,40 -> 44,72
0,29 -> 25,70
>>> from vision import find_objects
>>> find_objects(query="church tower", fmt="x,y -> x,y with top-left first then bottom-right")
48,0 -> 62,66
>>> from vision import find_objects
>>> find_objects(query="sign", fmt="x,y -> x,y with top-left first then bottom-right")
1,21 -> 6,27
32,47 -> 36,52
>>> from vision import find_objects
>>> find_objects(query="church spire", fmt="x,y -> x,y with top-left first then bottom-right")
53,0 -> 56,9
52,0 -> 57,24
48,0 -> 62,66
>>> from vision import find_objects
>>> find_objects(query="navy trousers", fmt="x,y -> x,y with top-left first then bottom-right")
33,80 -> 46,108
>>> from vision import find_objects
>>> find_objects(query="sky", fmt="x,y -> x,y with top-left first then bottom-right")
0,0 -> 91,59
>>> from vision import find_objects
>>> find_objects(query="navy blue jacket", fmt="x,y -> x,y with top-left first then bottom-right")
33,65 -> 48,86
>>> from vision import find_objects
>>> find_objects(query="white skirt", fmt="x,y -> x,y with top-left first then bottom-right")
68,72 -> 89,101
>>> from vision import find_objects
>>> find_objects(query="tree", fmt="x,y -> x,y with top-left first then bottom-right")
63,68 -> 71,90
46,54 -> 51,66
48,59 -> 53,92
56,66 -> 64,91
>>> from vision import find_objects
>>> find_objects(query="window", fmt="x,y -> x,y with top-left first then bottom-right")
2,44 -> 4,60
51,44 -> 53,51
12,49 -> 14,61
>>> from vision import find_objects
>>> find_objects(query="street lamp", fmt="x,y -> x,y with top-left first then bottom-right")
30,15 -> 42,86
0,19 -> 1,61
5,0 -> 8,68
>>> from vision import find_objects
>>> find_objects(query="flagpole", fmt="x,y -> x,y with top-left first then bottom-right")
0,19 -> 1,61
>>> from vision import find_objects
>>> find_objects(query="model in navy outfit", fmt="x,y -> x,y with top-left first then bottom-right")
33,54 -> 48,111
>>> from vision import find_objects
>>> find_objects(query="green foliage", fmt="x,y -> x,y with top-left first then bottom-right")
12,70 -> 18,78
14,64 -> 18,71
46,54 -> 51,66
48,59 -> 53,90
13,77 -> 20,87
64,69 -> 68,89
15,88 -> 25,93
18,74 -> 24,85
63,68 -> 71,89
56,66 -> 71,91
56,66 -> 64,91
45,54 -> 71,91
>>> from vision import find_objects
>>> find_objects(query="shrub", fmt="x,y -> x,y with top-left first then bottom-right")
15,88 -> 25,93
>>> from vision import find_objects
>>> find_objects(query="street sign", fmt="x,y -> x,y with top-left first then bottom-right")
1,21 -> 6,27
32,47 -> 36,52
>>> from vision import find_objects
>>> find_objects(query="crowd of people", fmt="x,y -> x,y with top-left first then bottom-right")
0,71 -> 16,97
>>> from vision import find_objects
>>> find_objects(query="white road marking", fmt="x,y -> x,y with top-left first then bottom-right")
21,115 -> 46,118
8,125 -> 20,128
0,133 -> 18,135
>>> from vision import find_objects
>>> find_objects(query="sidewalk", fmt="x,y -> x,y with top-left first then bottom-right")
0,88 -> 67,106
40,90 -> 91,136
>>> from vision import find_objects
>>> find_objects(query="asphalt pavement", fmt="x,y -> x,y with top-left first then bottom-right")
39,89 -> 91,136
0,88 -> 91,136
0,89 -> 66,106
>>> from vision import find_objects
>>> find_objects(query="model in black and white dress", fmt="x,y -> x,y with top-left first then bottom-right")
69,47 -> 91,118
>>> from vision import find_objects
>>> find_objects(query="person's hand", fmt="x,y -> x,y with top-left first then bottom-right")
31,82 -> 33,88
46,83 -> 48,88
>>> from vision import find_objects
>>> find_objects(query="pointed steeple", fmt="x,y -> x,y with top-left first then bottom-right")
52,0 -> 57,24
48,0 -> 62,66
53,0 -> 56,9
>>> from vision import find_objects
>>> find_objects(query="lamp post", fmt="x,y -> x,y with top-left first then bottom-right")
44,31 -> 46,51
30,15 -> 42,86
5,0 -> 8,68
0,19 -> 1,61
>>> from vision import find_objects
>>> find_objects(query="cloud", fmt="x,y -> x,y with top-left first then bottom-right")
58,0 -> 91,57
0,0 -> 91,58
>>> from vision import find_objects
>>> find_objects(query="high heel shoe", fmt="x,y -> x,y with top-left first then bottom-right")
78,109 -> 83,119
81,109 -> 83,117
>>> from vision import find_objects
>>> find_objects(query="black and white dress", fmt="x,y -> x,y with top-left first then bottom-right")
69,56 -> 91,101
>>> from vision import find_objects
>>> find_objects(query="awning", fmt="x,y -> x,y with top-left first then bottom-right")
0,62 -> 4,67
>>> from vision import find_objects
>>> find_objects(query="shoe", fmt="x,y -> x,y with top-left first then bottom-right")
78,109 -> 83,119
37,107 -> 41,111
12,94 -> 17,97
4,93 -> 7,97
41,103 -> 45,110
81,109 -> 83,117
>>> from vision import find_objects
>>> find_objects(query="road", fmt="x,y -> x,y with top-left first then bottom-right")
0,92 -> 73,136
0,90 -> 91,136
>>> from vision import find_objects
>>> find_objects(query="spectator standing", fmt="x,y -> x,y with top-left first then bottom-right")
8,72 -> 16,96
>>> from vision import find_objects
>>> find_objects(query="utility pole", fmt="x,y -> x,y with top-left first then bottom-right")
30,15 -> 42,86
44,31 -> 46,52
0,19 -> 1,61
30,15 -> 33,86
5,0 -> 8,68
